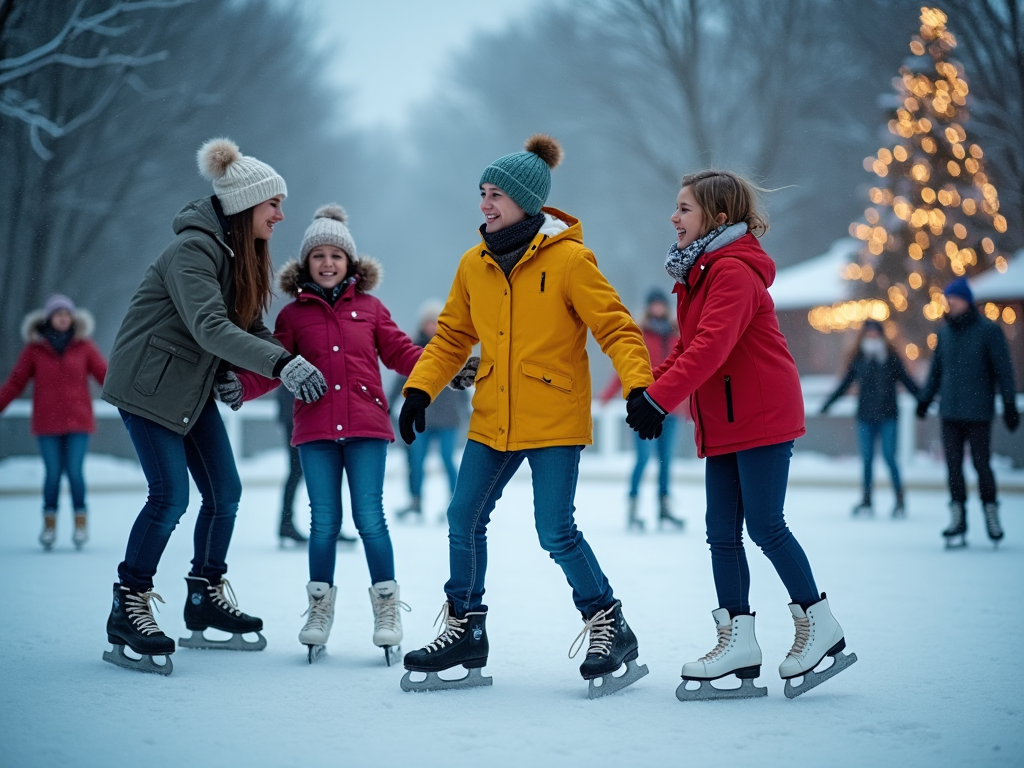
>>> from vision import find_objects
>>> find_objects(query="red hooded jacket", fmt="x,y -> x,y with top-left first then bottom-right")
645,233 -> 804,458
0,309 -> 107,436
235,257 -> 422,445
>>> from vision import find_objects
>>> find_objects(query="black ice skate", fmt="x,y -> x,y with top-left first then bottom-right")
943,501 -> 968,549
401,602 -> 491,692
278,511 -> 308,546
570,601 -> 648,699
658,496 -> 685,531
627,498 -> 644,532
179,576 -> 266,651
103,583 -> 174,675
983,502 -> 1004,547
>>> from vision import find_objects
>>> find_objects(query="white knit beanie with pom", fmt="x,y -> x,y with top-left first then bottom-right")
299,204 -> 356,264
197,137 -> 287,215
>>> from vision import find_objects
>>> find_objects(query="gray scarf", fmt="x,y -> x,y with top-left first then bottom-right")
664,223 -> 748,284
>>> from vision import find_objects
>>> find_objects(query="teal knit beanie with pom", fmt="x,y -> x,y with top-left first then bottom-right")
479,134 -> 563,216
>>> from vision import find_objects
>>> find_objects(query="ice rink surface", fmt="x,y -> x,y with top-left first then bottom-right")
1,467 -> 1022,768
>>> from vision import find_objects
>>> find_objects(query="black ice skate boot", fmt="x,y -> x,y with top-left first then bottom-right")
658,495 -> 685,530
570,601 -> 649,699
103,583 -> 174,675
943,501 -> 967,548
179,575 -> 266,650
983,502 -> 1004,547
627,497 -> 644,532
278,510 -> 308,545
397,496 -> 422,522
401,601 -> 491,692
852,493 -> 872,516
892,490 -> 906,519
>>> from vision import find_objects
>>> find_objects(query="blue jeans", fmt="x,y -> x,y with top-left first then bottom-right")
629,415 -> 678,498
117,398 -> 241,591
37,432 -> 90,512
407,427 -> 458,498
705,440 -> 818,614
298,438 -> 393,585
857,419 -> 901,497
444,440 -> 615,618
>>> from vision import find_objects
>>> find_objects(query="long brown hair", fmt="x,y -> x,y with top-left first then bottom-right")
680,170 -> 770,238
226,207 -> 274,329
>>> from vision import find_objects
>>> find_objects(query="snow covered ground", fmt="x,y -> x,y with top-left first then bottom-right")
1,464 -> 1022,768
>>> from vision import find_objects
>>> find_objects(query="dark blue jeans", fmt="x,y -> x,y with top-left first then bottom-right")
705,440 -> 818,614
117,398 -> 241,592
445,439 -> 615,618
37,432 -> 90,512
407,427 -> 459,498
857,418 -> 901,497
298,438 -> 393,585
629,414 -> 678,498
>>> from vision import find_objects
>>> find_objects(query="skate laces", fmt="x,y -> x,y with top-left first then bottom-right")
423,602 -> 467,652
372,590 -> 411,634
698,623 -> 733,663
301,591 -> 335,632
568,607 -> 614,659
787,615 -> 811,658
209,578 -> 243,617
126,590 -> 165,636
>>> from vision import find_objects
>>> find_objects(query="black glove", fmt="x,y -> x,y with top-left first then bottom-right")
1005,405 -> 1020,432
399,388 -> 431,444
916,399 -> 931,419
213,371 -> 244,411
450,356 -> 480,391
279,355 -> 327,403
625,387 -> 666,440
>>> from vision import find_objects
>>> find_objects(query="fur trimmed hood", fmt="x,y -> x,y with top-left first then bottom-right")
21,308 -> 95,343
277,255 -> 383,298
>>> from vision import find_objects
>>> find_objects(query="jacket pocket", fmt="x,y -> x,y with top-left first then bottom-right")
521,362 -> 572,393
133,335 -> 200,396
357,381 -> 387,410
724,375 -> 734,423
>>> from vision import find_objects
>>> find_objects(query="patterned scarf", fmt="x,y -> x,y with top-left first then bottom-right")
664,223 -> 748,284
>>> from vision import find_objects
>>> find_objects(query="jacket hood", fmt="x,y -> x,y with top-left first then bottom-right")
691,232 -> 776,289
277,255 -> 383,298
537,207 -> 580,246
172,197 -> 227,244
22,308 -> 95,343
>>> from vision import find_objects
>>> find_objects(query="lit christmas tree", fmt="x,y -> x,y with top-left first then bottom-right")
808,7 -> 1012,361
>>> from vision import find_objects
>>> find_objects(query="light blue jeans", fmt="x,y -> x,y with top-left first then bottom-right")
857,419 -> 901,498
37,432 -> 89,512
629,414 -> 678,498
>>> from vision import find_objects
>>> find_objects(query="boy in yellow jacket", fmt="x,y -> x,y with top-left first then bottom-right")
398,135 -> 654,698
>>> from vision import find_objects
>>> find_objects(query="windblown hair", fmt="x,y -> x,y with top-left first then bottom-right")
680,170 -> 769,238
226,206 -> 274,329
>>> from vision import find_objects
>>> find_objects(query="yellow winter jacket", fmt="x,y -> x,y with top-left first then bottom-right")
405,208 -> 652,451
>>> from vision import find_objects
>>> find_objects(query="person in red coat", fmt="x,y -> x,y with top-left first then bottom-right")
227,205 -> 422,663
0,294 -> 107,550
600,289 -> 685,531
626,171 -> 856,699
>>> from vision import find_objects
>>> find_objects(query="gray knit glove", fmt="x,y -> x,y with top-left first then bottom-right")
280,355 -> 327,403
213,371 -> 244,411
449,356 -> 480,391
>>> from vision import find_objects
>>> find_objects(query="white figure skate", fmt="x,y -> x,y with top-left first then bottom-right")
677,608 -> 767,701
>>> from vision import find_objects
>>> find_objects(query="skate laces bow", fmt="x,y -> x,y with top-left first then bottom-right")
373,590 -> 411,633
210,578 -> 243,617
126,590 -> 165,635
568,607 -> 614,659
424,602 -> 467,652
788,615 -> 811,658
699,623 -> 732,663
301,590 -> 334,630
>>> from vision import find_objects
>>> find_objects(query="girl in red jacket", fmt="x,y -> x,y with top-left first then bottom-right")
0,294 -> 107,550
627,171 -> 856,700
228,205 -> 422,664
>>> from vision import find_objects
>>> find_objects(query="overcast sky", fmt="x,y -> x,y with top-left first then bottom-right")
299,0 -> 551,130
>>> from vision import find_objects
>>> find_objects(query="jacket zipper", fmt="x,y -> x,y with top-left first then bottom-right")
724,375 -> 734,423
540,272 -> 546,293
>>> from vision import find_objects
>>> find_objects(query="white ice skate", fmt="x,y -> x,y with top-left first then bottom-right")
780,594 -> 857,698
73,514 -> 88,550
299,581 -> 336,663
369,580 -> 410,666
677,608 -> 767,701
39,514 -> 56,551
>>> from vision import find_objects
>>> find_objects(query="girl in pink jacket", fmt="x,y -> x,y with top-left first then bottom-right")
228,205 -> 422,664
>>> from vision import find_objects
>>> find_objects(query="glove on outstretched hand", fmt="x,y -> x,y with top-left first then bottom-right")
213,371 -> 244,411
279,356 -> 327,404
626,387 -> 665,440
399,388 -> 431,445
915,399 -> 931,419
1005,405 -> 1020,432
450,356 -> 480,391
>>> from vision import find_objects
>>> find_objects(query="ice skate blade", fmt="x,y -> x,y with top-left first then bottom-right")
178,629 -> 267,651
783,649 -> 857,699
676,676 -> 767,702
944,535 -> 967,549
103,644 -> 173,676
400,666 -> 492,692
306,644 -> 325,664
383,645 -> 401,667
588,659 -> 649,699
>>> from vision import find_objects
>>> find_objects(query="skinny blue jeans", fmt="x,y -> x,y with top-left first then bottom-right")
407,427 -> 459,498
444,439 -> 615,618
298,438 -> 393,586
37,432 -> 90,512
705,440 -> 819,614
629,414 -> 678,498
857,418 -> 901,498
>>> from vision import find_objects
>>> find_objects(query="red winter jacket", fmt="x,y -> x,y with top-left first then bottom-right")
0,309 -> 108,436
646,233 -> 804,458
235,258 -> 422,445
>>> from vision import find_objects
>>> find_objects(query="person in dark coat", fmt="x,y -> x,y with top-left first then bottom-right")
821,319 -> 919,517
391,300 -> 469,522
917,277 -> 1019,546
